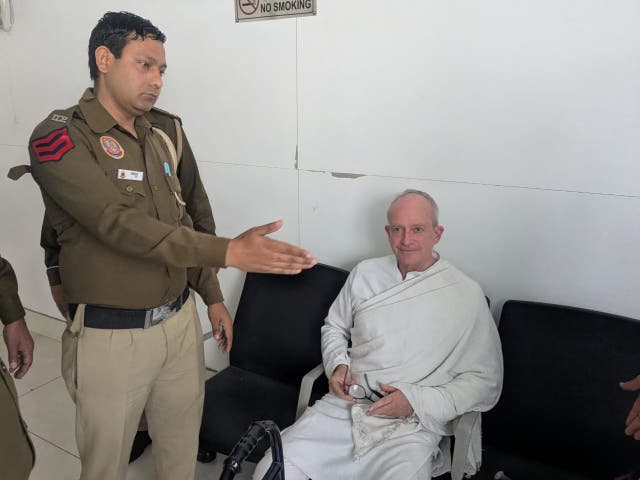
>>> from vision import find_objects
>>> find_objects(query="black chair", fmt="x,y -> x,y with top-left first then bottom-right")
476,300 -> 640,480
199,263 -> 349,463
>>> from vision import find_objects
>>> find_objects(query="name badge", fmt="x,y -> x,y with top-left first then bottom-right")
117,169 -> 144,181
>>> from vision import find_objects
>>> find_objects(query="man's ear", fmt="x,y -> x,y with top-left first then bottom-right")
94,46 -> 113,75
384,225 -> 391,237
434,225 -> 444,243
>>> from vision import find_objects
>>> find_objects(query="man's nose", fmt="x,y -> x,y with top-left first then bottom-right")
150,70 -> 163,90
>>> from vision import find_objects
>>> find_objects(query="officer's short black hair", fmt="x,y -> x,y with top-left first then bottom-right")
88,11 -> 166,80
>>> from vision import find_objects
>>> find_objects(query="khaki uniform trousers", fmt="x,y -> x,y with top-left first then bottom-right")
0,357 -> 35,480
62,295 -> 205,480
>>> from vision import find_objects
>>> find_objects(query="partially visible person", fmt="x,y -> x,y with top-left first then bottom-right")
0,254 -> 35,480
253,189 -> 503,480
620,375 -> 640,440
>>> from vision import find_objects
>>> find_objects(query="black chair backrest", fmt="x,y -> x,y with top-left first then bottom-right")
230,263 -> 349,384
483,300 -> 640,476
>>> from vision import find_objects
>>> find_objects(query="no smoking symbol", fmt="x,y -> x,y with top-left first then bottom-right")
239,0 -> 259,15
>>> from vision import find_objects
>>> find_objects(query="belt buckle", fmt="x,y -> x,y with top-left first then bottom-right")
144,304 -> 172,328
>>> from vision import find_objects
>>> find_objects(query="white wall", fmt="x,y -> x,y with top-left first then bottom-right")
1,0 -> 639,370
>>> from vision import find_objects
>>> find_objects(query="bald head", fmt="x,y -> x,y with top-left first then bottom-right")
387,189 -> 439,227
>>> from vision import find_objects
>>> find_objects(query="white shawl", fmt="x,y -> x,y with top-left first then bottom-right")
347,260 -> 503,473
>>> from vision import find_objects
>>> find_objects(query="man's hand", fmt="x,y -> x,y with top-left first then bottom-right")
50,284 -> 68,318
225,220 -> 317,275
620,375 -> 640,440
329,364 -> 354,401
2,319 -> 34,379
208,302 -> 233,352
367,384 -> 414,418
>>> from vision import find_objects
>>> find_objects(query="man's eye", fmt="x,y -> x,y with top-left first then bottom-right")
414,227 -> 424,233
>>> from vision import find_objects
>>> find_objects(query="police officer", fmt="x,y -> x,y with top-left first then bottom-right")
28,11 -> 315,480
0,255 -> 35,480
38,102 -> 234,462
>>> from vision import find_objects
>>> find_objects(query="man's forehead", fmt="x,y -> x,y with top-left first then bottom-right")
123,37 -> 165,58
388,202 -> 431,221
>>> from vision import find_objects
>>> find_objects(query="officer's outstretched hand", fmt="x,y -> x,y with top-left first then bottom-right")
2,319 -> 34,379
226,220 -> 317,274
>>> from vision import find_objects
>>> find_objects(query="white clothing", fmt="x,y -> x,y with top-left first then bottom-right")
254,255 -> 503,480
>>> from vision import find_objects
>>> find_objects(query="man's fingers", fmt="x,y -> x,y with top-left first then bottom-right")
620,375 -> 640,392
7,344 -> 19,372
264,239 -> 317,266
14,352 -> 32,379
624,414 -> 640,437
379,383 -> 397,393
329,381 -> 345,399
226,231 -> 317,274
625,397 -> 640,426
329,377 -> 352,400
368,396 -> 392,415
242,220 -> 283,238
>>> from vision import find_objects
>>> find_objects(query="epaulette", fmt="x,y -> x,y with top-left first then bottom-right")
148,106 -> 183,125
41,107 -> 76,127
30,106 -> 76,139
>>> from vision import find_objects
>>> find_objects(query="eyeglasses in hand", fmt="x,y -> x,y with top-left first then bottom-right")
344,368 -> 383,402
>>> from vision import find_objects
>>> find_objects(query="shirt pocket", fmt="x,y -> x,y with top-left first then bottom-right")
108,169 -> 147,201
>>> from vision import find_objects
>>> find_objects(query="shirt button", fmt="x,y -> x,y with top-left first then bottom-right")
126,185 -> 134,193
153,185 -> 159,191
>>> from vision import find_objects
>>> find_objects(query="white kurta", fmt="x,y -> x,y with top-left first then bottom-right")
277,255 -> 503,480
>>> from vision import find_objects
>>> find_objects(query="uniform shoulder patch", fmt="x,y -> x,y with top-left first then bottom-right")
50,113 -> 69,123
148,107 -> 182,124
31,127 -> 75,163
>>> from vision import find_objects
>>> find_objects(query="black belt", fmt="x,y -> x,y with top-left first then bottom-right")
69,287 -> 190,330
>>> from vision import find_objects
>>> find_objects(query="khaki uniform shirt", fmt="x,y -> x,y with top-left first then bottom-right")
29,89 -> 229,308
38,104 -> 224,305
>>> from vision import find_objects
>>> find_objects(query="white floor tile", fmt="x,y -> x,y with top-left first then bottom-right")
19,376 -> 78,456
0,332 -> 62,397
125,447 -> 156,479
29,433 -> 80,480
25,309 -> 66,341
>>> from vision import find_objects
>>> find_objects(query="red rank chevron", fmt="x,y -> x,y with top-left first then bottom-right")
31,127 -> 74,163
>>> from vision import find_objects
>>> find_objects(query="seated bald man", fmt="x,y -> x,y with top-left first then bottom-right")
253,189 -> 503,480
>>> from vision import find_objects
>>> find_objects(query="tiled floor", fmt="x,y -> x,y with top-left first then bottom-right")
2,310 -> 257,480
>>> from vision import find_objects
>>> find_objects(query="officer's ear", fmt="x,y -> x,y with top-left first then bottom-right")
94,46 -> 114,75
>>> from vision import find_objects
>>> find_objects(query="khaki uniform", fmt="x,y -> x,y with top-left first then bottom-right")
29,89 -> 229,480
39,105 -> 223,302
0,256 -> 35,480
